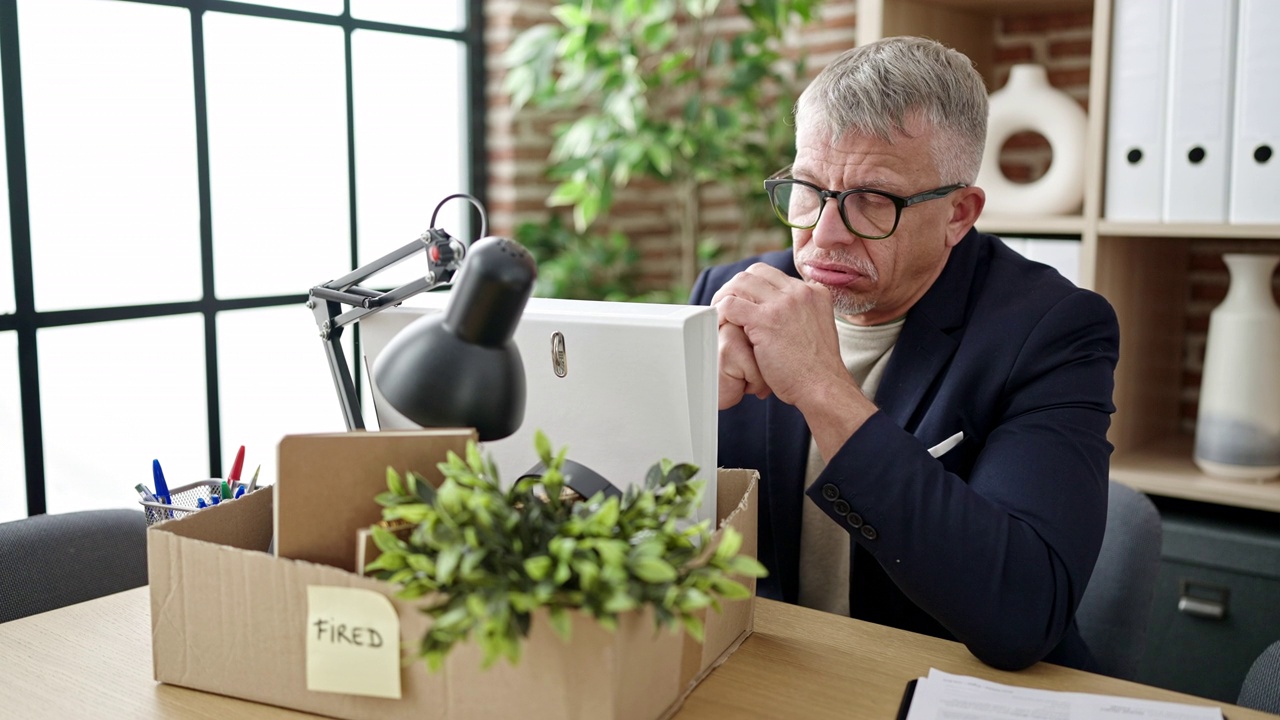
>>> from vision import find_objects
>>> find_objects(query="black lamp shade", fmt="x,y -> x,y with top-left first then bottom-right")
373,237 -> 536,441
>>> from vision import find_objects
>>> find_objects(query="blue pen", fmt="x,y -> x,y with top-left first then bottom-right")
152,459 -> 172,519
211,495 -> 221,505
234,484 -> 246,499
152,459 -> 171,504
197,497 -> 208,509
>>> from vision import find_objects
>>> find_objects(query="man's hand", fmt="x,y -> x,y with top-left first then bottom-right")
711,263 -> 878,459
711,263 -> 849,409
718,320 -> 769,409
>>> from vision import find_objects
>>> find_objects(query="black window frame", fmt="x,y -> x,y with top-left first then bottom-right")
0,0 -> 487,516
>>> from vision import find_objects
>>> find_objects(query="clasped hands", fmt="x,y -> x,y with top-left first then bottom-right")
710,263 -> 851,411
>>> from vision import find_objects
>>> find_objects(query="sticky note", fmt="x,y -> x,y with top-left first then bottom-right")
306,585 -> 402,699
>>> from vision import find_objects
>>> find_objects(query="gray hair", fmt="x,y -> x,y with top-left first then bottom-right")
795,37 -> 988,185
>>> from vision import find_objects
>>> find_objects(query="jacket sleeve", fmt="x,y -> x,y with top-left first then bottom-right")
807,288 -> 1119,670
689,264 -> 725,306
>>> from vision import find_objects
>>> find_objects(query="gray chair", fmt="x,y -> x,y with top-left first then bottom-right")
0,508 -> 148,623
1238,640 -> 1280,714
1074,481 -> 1164,680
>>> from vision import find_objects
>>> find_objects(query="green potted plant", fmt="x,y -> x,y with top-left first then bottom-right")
365,431 -> 766,670
503,0 -> 820,298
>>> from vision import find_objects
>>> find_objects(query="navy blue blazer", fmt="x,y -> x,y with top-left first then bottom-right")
690,229 -> 1119,671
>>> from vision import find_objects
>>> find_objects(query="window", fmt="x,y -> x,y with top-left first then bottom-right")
0,0 -> 483,519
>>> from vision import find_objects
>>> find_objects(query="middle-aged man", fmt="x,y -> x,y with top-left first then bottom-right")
689,36 -> 1119,672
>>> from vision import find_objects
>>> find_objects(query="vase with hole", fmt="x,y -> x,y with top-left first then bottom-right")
975,64 -> 1088,216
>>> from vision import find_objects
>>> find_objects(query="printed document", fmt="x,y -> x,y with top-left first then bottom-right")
904,668 -> 1222,720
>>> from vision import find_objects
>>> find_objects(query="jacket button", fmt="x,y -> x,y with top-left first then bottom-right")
845,512 -> 863,528
833,499 -> 850,515
861,525 -> 878,541
821,484 -> 839,501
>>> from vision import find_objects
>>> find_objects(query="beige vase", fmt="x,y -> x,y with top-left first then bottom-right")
1193,253 -> 1280,481
976,64 -> 1088,216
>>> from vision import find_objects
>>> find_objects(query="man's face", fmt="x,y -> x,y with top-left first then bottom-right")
789,116 -> 968,326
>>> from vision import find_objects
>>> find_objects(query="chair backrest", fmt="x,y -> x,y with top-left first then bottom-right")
1074,481 -> 1163,680
1238,640 -> 1280,714
0,508 -> 148,623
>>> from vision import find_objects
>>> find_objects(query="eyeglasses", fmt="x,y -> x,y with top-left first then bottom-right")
763,175 -> 967,240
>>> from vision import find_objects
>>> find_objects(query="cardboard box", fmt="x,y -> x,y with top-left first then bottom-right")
148,429 -> 759,720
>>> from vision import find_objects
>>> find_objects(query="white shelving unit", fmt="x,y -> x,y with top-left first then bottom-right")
857,0 -> 1280,512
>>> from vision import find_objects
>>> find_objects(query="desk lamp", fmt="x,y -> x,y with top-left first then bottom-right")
308,194 -> 536,439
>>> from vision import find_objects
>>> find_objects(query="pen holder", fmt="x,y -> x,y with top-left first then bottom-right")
140,479 -> 260,526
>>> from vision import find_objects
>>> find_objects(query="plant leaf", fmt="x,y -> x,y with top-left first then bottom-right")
549,606 -> 573,642
729,555 -> 769,578
524,555 -> 553,581
386,466 -> 407,497
632,556 -> 678,584
436,545 -> 463,585
410,471 -> 437,503
681,613 -> 705,643
714,526 -> 743,561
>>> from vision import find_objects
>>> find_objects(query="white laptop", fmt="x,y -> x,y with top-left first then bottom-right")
359,294 -> 720,526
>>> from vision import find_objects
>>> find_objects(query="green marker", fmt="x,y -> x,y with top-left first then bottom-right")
220,480 -> 233,500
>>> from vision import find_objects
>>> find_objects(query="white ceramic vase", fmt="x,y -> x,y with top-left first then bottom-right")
976,64 -> 1088,215
1193,253 -> 1280,481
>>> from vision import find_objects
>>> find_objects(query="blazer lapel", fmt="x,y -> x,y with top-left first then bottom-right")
876,320 -> 957,430
875,229 -> 987,431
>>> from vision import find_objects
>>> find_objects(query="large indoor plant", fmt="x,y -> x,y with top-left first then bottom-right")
503,0 -> 820,298
365,431 -> 766,670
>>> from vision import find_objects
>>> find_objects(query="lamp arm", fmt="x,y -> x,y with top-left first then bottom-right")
309,227 -> 467,431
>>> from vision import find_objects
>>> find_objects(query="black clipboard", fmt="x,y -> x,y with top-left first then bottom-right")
896,678 -> 918,720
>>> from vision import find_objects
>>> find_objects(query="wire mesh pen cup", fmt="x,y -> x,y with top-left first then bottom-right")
140,479 -> 254,526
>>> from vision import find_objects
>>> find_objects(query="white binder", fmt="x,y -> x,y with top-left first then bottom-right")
1162,0 -> 1237,223
360,295 -> 720,528
1229,0 -> 1280,224
1104,0 -> 1171,221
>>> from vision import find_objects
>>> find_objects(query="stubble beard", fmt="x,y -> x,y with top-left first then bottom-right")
796,249 -> 880,317
830,290 -> 877,317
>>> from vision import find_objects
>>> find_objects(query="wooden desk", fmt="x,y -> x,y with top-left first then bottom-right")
0,588 -> 1271,719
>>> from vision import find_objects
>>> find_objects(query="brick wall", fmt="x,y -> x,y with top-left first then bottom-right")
485,3 -> 1103,291
484,1 -> 859,292
991,10 -> 1093,182
484,0 -> 559,235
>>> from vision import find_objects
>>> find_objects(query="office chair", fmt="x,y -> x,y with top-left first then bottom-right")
1238,640 -> 1280,714
0,508 -> 148,623
1073,481 -> 1163,680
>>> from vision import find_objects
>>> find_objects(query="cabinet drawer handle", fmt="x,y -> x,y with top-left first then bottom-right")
1177,580 -> 1229,620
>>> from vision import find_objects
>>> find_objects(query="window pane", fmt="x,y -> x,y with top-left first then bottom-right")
352,31 -> 467,289
39,316 -> 208,513
351,0 -> 463,31
217,306 -> 351,489
0,332 -> 24,521
204,13 -> 349,299
19,0 -> 200,312
234,0 -> 342,15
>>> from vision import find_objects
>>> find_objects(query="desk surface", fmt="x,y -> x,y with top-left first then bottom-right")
0,588 -> 1271,719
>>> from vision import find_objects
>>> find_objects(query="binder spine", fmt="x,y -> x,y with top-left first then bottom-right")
1228,0 -> 1280,224
1162,0 -> 1238,223
1103,0 -> 1171,222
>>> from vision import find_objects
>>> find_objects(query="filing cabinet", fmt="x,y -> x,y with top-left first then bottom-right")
1136,499 -> 1280,703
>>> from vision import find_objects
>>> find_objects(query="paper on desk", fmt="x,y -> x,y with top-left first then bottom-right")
905,669 -> 1222,720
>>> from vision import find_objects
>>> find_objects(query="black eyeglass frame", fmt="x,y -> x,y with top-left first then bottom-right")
763,176 -> 968,240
